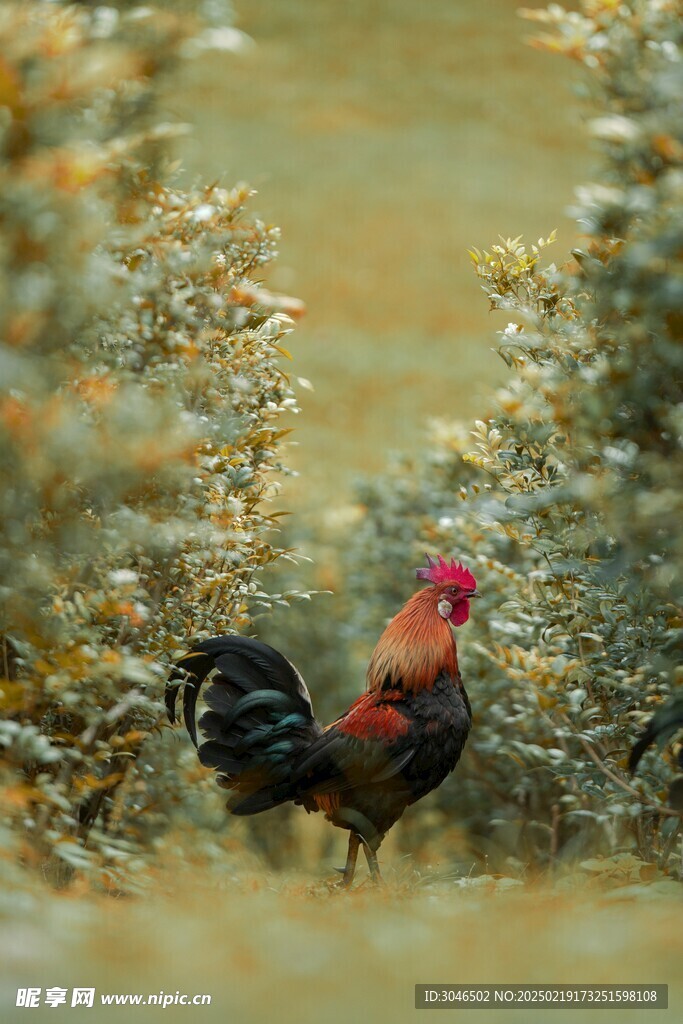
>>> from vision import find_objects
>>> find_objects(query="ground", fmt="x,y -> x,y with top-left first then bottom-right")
3,867 -> 680,1024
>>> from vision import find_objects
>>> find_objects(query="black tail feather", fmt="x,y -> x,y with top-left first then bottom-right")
230,787 -> 292,815
166,635 -> 323,813
197,741 -> 244,776
629,695 -> 683,773
217,689 -> 295,732
165,651 -> 213,723
166,650 -> 217,748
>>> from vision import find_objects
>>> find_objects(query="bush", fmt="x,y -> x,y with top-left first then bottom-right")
0,2 -> 303,888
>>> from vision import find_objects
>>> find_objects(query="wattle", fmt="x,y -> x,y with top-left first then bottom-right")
449,599 -> 470,627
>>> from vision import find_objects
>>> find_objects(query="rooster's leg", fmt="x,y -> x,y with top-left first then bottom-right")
362,843 -> 382,884
338,832 -> 360,887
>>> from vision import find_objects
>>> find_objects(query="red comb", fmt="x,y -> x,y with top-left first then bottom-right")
415,554 -> 476,590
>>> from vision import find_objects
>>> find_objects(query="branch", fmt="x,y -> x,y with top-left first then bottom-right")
564,717 -> 681,819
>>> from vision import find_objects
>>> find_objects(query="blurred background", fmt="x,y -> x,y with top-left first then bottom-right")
167,0 -> 588,513
4,2 -> 681,1022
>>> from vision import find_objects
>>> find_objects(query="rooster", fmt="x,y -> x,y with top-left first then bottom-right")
166,555 -> 478,886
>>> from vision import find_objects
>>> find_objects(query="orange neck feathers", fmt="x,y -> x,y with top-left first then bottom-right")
366,588 -> 460,694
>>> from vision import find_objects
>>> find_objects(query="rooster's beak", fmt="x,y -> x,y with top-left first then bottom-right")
467,589 -> 482,598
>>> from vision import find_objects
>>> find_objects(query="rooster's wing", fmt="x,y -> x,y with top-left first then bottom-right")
288,690 -> 417,796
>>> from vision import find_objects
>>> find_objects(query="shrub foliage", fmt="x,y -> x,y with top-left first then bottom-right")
0,2 -> 302,886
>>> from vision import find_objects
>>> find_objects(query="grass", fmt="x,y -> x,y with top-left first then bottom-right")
2,864 -> 681,1024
